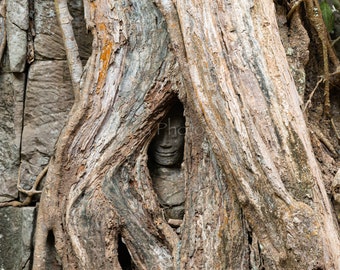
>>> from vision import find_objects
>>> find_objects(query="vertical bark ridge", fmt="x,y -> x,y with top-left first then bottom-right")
165,0 -> 339,268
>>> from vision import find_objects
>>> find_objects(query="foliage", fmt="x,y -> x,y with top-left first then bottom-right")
320,1 -> 335,33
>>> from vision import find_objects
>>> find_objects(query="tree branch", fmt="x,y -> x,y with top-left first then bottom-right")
0,163 -> 48,207
55,0 -> 82,101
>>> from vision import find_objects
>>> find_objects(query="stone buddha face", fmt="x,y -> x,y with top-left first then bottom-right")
149,111 -> 185,167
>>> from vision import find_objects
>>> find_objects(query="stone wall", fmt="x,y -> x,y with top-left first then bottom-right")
0,0 -> 91,268
0,207 -> 35,270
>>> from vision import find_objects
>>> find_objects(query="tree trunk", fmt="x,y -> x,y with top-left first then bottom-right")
33,0 -> 340,269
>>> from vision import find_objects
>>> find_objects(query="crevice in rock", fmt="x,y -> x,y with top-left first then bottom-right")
27,0 -> 35,64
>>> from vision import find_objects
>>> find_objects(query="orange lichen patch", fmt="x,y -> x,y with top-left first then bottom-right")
98,22 -> 106,32
95,22 -> 114,94
96,40 -> 113,94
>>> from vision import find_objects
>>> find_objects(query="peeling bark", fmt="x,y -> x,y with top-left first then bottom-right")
32,0 -> 340,269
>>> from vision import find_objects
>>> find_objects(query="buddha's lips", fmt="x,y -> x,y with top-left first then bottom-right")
155,150 -> 177,157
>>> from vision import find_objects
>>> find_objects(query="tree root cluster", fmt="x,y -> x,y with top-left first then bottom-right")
0,163 -> 48,207
287,0 -> 340,117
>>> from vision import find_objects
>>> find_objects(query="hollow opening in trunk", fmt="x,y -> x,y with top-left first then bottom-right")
46,230 -> 62,269
118,235 -> 133,270
148,99 -> 186,223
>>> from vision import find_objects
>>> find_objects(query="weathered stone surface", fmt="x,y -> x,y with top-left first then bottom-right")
0,73 -> 25,202
20,60 -> 73,190
150,167 -> 185,220
0,48 -> 12,73
7,0 -> 29,30
68,0 -> 93,60
34,0 -> 65,60
6,0 -> 28,72
0,207 -> 35,270
34,0 -> 92,60
6,21 -> 27,72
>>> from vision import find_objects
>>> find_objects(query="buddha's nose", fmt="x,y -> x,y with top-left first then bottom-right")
159,135 -> 171,148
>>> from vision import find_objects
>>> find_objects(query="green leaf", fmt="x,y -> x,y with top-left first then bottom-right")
320,1 -> 335,33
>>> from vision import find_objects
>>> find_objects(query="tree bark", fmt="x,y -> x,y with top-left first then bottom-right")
33,0 -> 340,269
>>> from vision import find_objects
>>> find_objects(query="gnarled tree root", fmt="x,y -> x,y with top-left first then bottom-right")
288,0 -> 340,117
0,163 -> 49,207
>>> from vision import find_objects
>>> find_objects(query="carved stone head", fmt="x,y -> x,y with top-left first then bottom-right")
149,105 -> 185,167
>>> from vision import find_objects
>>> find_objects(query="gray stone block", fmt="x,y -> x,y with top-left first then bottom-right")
0,207 -> 35,270
0,73 -> 25,202
6,21 -> 27,72
34,0 -> 65,60
6,0 -> 28,72
7,0 -> 29,31
34,0 -> 92,60
20,60 -> 73,190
